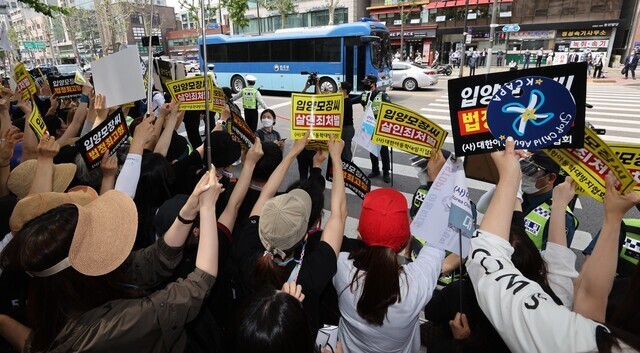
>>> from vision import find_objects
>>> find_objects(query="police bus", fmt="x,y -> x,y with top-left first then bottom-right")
199,19 -> 392,93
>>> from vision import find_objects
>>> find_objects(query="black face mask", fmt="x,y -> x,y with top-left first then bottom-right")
363,83 -> 373,91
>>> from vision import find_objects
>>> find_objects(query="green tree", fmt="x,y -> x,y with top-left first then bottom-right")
16,0 -> 70,17
178,0 -> 217,29
220,0 -> 250,29
325,0 -> 340,25
261,0 -> 296,29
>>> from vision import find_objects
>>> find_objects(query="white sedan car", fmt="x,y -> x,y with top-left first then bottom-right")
391,62 -> 438,91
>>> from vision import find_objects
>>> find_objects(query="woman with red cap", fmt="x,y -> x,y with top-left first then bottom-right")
333,187 -> 445,353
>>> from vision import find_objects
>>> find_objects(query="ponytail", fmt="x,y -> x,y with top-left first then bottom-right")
254,254 -> 288,290
348,246 -> 403,326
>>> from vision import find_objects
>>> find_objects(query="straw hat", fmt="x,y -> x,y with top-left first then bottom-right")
9,186 -> 99,233
7,160 -> 76,200
28,190 -> 138,277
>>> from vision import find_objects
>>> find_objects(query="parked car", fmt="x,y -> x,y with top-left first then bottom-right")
55,64 -> 83,75
180,61 -> 199,73
391,62 -> 438,91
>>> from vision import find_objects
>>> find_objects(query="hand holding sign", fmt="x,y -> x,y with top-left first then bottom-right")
427,149 -> 446,182
490,137 -> 528,183
0,126 -> 23,165
246,137 -> 264,165
604,173 -> 640,219
553,177 -> 577,206
100,149 -> 118,178
291,131 -> 310,155
313,149 -> 328,167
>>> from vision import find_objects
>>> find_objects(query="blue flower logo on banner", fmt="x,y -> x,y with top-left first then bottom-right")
487,76 -> 576,149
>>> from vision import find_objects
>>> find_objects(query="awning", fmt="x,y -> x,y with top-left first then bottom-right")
369,8 -> 399,15
425,0 -> 509,8
456,0 -> 467,6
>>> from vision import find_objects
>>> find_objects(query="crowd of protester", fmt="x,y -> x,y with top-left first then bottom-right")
0,74 -> 638,353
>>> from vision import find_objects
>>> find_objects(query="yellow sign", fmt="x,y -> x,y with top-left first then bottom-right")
210,86 -> 226,114
290,93 -> 343,140
609,143 -> 640,192
166,76 -> 216,111
74,70 -> 86,85
28,103 -> 48,140
543,128 -> 636,202
372,102 -> 448,157
13,63 -> 36,101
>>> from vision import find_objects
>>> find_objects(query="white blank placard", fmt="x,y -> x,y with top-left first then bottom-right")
92,46 -> 146,108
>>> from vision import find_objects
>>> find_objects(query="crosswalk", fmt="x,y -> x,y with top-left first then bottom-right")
325,84 -> 640,239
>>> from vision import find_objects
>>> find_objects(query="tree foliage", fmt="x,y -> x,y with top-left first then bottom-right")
178,0 -> 217,29
220,0 -> 250,29
16,0 -> 71,17
261,0 -> 296,29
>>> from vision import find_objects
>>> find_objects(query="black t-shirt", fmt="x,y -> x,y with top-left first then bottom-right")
231,215 -> 337,334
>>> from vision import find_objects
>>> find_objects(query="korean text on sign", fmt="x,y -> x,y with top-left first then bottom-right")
609,143 -> 640,192
76,109 -> 129,170
543,127 -> 635,202
28,104 -> 48,140
13,62 -> 36,101
49,74 -> 82,99
166,76 -> 215,111
290,93 -> 343,140
326,159 -> 371,199
372,102 -> 448,157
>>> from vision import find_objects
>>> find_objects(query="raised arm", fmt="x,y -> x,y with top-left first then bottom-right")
153,102 -> 179,157
548,177 -> 576,247
17,97 -> 38,161
27,134 -> 61,196
321,135 -> 347,255
218,138 -> 264,232
57,83 -> 92,146
0,127 -> 23,197
114,118 -> 154,198
99,149 -> 118,195
196,166 -> 224,276
250,130 -> 309,216
573,174 -> 640,322
480,137 -> 525,239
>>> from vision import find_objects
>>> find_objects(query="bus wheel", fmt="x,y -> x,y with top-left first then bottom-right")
319,77 -> 337,93
231,75 -> 245,93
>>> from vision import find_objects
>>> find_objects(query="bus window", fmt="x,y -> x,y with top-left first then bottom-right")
292,39 -> 315,62
316,38 -> 341,62
271,40 -> 291,62
249,41 -> 270,62
228,43 -> 249,62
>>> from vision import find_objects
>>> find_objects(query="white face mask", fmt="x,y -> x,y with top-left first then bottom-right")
261,118 -> 274,128
521,174 -> 544,194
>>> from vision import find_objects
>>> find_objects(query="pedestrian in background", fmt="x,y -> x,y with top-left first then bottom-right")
232,74 -> 269,132
623,50 -> 638,80
523,50 -> 531,69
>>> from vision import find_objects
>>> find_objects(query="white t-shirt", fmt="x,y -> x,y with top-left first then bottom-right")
466,230 -> 636,353
333,246 -> 444,353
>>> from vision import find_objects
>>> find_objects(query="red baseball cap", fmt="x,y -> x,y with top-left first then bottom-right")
358,188 -> 410,253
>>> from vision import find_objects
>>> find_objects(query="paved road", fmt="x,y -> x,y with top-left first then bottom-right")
186,76 -> 640,251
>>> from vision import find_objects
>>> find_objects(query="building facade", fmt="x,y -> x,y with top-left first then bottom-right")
234,0 -> 371,35
126,4 -> 177,56
166,27 -> 222,60
368,0 -> 634,67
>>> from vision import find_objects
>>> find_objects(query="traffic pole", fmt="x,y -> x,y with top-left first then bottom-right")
458,0 -> 470,78
486,0 -> 498,73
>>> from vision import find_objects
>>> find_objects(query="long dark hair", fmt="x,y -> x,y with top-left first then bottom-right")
598,264 -> 640,353
0,205 -> 139,351
347,246 -> 404,326
233,288 -> 316,353
134,152 -> 175,248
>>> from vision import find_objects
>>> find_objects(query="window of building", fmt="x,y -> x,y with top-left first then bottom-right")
152,13 -> 160,26
133,27 -> 146,40
131,13 -> 143,25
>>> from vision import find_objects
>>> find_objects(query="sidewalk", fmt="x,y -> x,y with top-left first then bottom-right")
442,65 -> 640,87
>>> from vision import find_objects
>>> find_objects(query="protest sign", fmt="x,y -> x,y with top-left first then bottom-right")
609,143 -> 640,192
463,153 -> 499,184
210,86 -> 226,114
76,109 -> 129,169
74,70 -> 86,85
448,62 -> 587,156
13,62 -> 36,101
92,46 -> 146,108
48,74 -> 82,99
166,76 -> 215,111
326,158 -> 371,199
157,59 -> 174,87
486,76 -> 576,149
544,127 -> 635,202
355,105 -> 380,158
28,103 -> 48,140
410,158 -> 471,256
227,109 -> 256,149
372,102 -> 448,157
290,93 -> 343,140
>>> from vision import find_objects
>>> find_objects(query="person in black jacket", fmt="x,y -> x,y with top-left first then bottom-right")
623,50 -> 638,80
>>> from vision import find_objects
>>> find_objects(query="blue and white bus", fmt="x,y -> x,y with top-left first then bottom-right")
199,20 -> 392,93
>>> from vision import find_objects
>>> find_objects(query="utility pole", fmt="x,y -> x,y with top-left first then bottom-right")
256,0 -> 261,35
399,1 -> 404,61
485,0 -> 498,73
458,0 -> 469,77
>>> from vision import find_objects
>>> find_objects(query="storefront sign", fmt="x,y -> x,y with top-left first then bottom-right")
569,40 -> 609,49
508,30 -> 556,40
558,29 -> 610,38
390,29 -> 436,38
